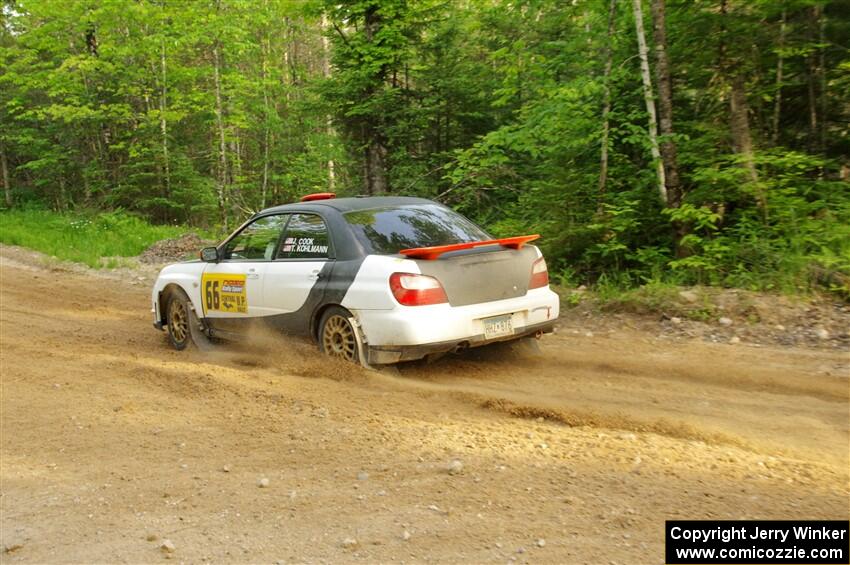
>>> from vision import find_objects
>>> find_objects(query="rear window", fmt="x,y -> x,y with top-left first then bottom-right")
343,204 -> 490,254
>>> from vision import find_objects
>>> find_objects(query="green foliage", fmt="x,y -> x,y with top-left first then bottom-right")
0,0 -> 847,296
0,0 -> 340,224
596,280 -> 682,313
0,208 -> 196,267
437,0 -> 849,297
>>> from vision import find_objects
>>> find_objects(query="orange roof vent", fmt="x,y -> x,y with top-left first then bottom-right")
300,192 -> 336,202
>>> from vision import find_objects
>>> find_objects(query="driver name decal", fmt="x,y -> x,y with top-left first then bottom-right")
201,273 -> 248,314
281,237 -> 328,255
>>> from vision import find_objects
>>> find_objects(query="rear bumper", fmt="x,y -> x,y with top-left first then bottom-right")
366,320 -> 555,364
356,286 -> 560,364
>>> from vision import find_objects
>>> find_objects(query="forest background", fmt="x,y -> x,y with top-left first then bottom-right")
1,0 -> 848,295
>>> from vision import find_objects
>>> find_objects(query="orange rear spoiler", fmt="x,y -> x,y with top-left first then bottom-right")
399,234 -> 540,260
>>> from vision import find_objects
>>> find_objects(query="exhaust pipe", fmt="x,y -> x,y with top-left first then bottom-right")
534,330 -> 544,339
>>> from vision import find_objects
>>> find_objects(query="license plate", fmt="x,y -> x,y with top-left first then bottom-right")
483,314 -> 514,339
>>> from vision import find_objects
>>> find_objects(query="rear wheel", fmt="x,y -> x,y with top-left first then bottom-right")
319,306 -> 359,363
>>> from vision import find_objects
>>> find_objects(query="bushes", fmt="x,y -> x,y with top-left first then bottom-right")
457,145 -> 850,298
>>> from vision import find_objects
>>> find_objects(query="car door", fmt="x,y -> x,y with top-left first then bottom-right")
201,214 -> 288,332
262,212 -> 333,331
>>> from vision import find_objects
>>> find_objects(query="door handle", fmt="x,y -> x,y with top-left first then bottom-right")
308,269 -> 322,280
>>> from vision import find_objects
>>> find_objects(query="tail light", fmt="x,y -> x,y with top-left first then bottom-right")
529,257 -> 549,289
389,272 -> 448,306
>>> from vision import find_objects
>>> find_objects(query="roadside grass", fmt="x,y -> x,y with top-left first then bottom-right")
592,280 -> 718,320
553,281 -> 696,316
555,278 -> 848,332
0,209 -> 199,268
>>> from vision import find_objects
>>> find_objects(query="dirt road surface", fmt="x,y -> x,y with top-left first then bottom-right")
1,245 -> 848,564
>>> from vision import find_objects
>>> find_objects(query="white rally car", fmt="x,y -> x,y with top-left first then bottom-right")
151,194 -> 559,366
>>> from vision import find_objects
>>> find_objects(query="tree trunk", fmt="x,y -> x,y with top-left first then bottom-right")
806,6 -> 820,152
720,0 -> 765,217
631,0 -> 667,204
213,40 -> 229,230
231,138 -> 241,185
598,0 -> 616,210
0,139 -> 11,208
817,5 -> 826,154
771,9 -> 786,145
729,76 -> 758,183
57,175 -> 67,212
650,0 -> 681,209
365,141 -> 388,195
362,4 -> 389,195
282,20 -> 291,103
320,13 -> 336,192
729,74 -> 766,218
444,101 -> 451,153
650,0 -> 689,255
261,34 -> 271,209
159,10 -> 170,207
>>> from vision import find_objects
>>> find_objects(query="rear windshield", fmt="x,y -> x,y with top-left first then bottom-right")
343,204 -> 491,254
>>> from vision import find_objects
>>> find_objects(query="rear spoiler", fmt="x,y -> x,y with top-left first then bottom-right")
399,234 -> 540,260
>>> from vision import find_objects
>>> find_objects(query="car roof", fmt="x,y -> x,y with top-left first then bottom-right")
259,196 -> 436,215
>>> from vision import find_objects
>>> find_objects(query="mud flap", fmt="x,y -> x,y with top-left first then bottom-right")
348,316 -> 373,370
188,304 -> 214,352
347,316 -> 401,375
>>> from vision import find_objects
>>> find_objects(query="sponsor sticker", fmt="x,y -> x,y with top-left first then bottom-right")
201,273 -> 248,314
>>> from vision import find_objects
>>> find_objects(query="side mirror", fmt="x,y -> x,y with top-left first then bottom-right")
200,247 -> 219,263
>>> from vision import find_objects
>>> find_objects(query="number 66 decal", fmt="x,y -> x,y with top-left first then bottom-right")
200,274 -> 248,314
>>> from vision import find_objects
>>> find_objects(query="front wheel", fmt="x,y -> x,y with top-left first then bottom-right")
165,289 -> 211,351
319,306 -> 359,363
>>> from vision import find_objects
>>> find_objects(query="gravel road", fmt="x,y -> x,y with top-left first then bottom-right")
1,245 -> 847,563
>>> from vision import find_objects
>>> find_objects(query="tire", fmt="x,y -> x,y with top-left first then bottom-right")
318,306 -> 360,364
165,289 -> 211,351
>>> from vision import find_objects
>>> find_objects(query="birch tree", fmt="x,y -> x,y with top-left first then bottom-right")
649,0 -> 681,209
631,0 -> 666,204
213,38 -> 229,230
